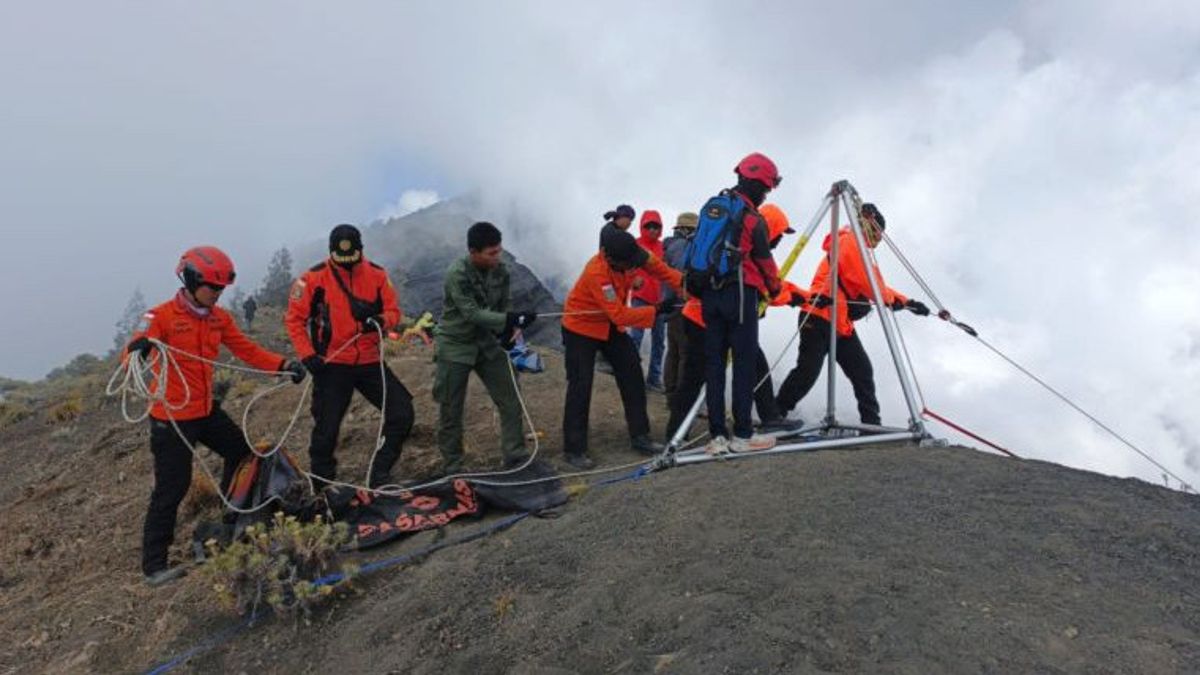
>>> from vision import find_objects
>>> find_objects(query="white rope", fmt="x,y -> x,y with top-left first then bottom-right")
877,231 -> 1196,493
107,342 -> 288,514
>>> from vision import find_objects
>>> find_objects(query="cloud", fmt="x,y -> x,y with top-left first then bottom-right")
377,189 -> 440,222
0,1 -> 1197,489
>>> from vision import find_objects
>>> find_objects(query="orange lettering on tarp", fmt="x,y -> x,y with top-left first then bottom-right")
411,496 -> 440,511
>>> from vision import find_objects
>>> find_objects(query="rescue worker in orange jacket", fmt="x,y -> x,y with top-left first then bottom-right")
665,204 -> 807,440
125,246 -> 304,586
285,224 -> 414,488
561,227 -> 683,469
774,203 -> 929,425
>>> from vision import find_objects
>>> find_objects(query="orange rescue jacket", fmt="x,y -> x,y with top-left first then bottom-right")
285,257 -> 402,365
130,291 -> 286,422
562,252 -> 682,341
808,227 -> 906,337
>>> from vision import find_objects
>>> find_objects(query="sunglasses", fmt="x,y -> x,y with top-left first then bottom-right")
644,223 -> 662,230
200,282 -> 227,292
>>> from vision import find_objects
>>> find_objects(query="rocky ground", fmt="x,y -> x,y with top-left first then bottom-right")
1,308 -> 1198,674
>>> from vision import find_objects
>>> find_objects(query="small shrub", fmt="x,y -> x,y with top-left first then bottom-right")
201,513 -> 357,621
47,396 -> 84,424
0,400 -> 32,429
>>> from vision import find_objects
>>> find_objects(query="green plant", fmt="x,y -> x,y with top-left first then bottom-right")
47,396 -> 84,423
201,513 -> 358,621
0,400 -> 31,429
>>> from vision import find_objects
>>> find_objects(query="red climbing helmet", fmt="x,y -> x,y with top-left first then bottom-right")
734,152 -> 782,189
176,246 -> 237,290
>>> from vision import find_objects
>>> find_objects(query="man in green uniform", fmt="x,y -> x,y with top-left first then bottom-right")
434,221 -> 539,474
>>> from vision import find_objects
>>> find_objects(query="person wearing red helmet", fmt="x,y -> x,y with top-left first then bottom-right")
124,246 -> 304,586
665,203 -> 805,440
696,153 -> 784,455
285,224 -> 414,489
628,209 -> 668,392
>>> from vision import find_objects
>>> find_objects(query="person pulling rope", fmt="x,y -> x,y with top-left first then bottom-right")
111,246 -> 305,587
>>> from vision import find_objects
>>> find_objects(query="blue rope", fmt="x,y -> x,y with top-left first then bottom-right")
142,466 -> 647,673
143,611 -> 256,675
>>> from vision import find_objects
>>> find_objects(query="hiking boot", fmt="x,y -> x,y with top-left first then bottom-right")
144,566 -> 187,587
758,417 -> 804,434
630,434 -> 664,456
564,453 -> 596,470
730,434 -> 776,453
645,381 -> 665,394
704,436 -> 730,456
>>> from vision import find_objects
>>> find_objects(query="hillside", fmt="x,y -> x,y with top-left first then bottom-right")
0,305 -> 1198,673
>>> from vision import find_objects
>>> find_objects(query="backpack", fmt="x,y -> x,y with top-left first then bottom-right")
683,191 -> 747,296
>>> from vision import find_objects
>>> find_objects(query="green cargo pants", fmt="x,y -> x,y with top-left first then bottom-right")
434,353 -> 527,473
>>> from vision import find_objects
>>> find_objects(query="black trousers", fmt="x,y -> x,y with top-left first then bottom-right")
666,320 -> 782,441
142,409 -> 250,575
701,285 -> 760,439
666,319 -> 708,440
309,362 -> 414,485
662,312 -> 687,396
775,316 -> 880,425
562,325 -> 650,456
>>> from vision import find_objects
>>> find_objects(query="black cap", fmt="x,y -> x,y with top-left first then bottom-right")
603,204 -> 636,221
601,228 -> 648,266
329,223 -> 363,264
861,203 -> 886,230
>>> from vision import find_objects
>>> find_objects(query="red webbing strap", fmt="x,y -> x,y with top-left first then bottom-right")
922,407 -> 1021,459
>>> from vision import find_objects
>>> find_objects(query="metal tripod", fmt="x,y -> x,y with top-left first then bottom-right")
662,180 -> 930,467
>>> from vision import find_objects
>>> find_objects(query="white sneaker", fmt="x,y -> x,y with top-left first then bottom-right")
704,436 -> 730,456
729,434 -> 776,453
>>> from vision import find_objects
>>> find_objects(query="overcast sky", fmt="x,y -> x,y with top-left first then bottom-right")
3,1 -> 1198,488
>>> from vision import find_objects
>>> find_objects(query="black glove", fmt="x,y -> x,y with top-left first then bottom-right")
301,355 -> 326,377
787,292 -> 807,308
505,311 -> 538,331
905,299 -> 931,316
890,298 -> 905,311
497,326 -> 517,350
656,300 -> 680,317
811,294 -> 833,309
126,336 -> 153,358
362,314 -> 387,332
280,359 -> 307,384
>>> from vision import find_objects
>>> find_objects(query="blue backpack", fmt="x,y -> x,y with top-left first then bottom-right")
683,191 -> 746,295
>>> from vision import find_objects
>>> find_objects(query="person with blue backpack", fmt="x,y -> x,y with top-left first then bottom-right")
684,153 -> 784,454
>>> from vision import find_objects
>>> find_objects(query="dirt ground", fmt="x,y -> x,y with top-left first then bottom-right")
2,329 -> 1199,674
